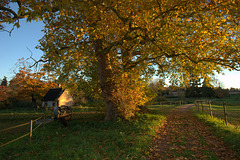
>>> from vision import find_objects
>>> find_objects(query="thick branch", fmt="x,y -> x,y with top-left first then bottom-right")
183,53 -> 240,71
91,0 -> 129,23
0,6 -> 19,19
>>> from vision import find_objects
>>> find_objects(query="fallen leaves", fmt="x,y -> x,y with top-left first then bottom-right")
150,105 -> 237,159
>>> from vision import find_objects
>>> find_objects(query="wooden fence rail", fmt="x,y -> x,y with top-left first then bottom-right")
159,100 -> 187,105
195,100 -> 228,125
0,116 -> 43,148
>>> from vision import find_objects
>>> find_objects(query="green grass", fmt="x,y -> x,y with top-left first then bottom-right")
194,110 -> 240,157
0,105 -> 177,160
148,104 -> 179,114
193,94 -> 240,126
212,94 -> 240,105
187,93 -> 240,105
195,102 -> 240,126
211,104 -> 240,125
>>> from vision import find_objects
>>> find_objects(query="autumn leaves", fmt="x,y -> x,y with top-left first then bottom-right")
150,105 -> 236,159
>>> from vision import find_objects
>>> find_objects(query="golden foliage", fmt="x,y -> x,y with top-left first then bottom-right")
2,0 -> 240,119
9,58 -> 57,101
112,72 -> 155,120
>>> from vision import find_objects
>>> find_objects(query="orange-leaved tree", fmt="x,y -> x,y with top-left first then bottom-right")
9,58 -> 57,107
1,0 -> 240,120
0,86 -> 10,103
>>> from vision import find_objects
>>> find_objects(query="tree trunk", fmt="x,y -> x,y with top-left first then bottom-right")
94,40 -> 117,120
32,93 -> 37,108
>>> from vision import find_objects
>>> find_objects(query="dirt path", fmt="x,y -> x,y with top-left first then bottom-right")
150,104 -> 237,160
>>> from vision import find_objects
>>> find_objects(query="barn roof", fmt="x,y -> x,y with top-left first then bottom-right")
41,88 -> 65,101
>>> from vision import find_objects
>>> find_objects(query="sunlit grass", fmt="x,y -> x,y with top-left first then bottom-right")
198,104 -> 240,126
194,97 -> 240,124
194,110 -> 240,157
148,104 -> 180,114
0,105 -> 177,159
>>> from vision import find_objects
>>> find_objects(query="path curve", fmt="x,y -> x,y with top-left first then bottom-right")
149,104 -> 237,160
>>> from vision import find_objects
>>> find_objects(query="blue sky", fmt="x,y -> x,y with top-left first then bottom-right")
0,20 -> 240,89
0,20 -> 44,79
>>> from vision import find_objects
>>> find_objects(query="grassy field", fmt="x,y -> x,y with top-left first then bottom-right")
1,97 -> 239,159
0,105 -> 178,160
212,93 -> 240,105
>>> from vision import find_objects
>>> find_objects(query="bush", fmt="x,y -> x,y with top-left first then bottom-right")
9,99 -> 41,109
0,102 -> 6,109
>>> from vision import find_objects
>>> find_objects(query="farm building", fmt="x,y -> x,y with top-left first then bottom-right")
41,88 -> 74,108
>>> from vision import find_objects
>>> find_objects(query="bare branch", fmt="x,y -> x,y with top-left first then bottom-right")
26,48 -> 49,68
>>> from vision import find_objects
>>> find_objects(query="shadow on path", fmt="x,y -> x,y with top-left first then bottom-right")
149,104 -> 236,160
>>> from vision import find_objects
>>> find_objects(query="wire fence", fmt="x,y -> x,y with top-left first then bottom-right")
0,116 -> 44,148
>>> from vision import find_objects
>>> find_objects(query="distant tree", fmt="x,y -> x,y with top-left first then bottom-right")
211,76 -> 225,88
215,87 -> 229,98
149,78 -> 165,93
185,75 -> 202,98
149,78 -> 167,103
1,76 -> 7,86
201,80 -> 215,98
10,58 -> 57,107
0,86 -> 10,103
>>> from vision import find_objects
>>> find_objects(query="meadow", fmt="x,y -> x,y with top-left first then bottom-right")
1,94 -> 240,159
0,105 -> 177,160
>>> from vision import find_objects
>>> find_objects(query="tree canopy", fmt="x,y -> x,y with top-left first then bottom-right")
1,0 -> 240,120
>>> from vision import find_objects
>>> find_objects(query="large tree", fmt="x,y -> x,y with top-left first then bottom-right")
1,0 -> 240,120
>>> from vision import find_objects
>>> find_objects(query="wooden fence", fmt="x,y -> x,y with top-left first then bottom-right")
195,100 -> 228,125
0,116 -> 45,148
158,100 -> 187,106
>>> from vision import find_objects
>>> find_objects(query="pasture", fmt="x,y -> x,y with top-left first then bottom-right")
1,94 -> 239,159
0,105 -> 177,159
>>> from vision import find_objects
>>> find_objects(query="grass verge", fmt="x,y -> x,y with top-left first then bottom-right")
194,110 -> 240,157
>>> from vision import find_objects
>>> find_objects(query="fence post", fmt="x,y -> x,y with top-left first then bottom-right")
197,101 -> 200,111
43,114 -> 45,129
30,120 -> 33,142
13,108 -> 16,118
208,101 -> 213,118
223,102 -> 228,125
209,101 -> 213,118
